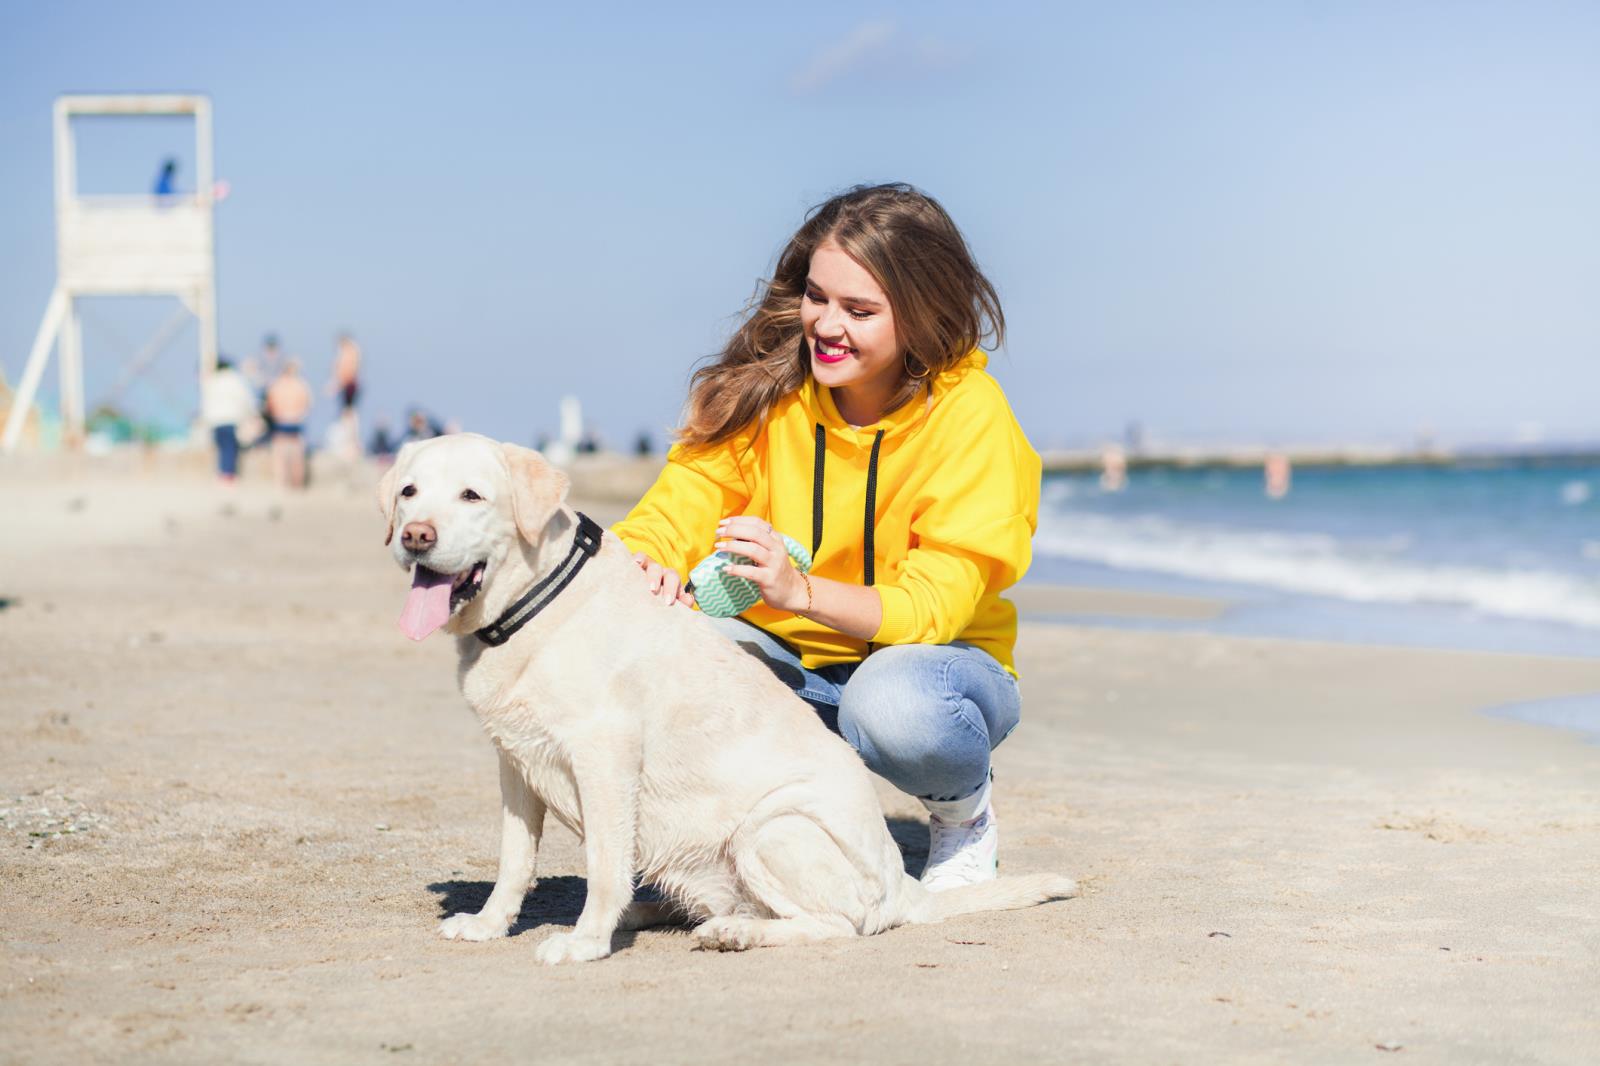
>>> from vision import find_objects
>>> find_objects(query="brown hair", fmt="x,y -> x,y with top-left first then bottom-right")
677,183 -> 1005,446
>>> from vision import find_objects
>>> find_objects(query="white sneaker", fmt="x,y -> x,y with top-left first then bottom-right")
919,802 -> 998,892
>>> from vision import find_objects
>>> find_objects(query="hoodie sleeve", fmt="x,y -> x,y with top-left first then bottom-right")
871,403 -> 1040,648
611,439 -> 752,582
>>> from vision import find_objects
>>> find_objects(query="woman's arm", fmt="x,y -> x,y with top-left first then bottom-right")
714,516 -> 883,640
712,384 -> 1040,642
613,440 -> 751,605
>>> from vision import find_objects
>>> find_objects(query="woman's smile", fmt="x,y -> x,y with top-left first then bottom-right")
814,338 -> 856,364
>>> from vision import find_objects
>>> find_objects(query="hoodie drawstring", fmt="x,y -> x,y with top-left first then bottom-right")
863,430 -> 885,586
812,424 -> 886,587
812,424 -> 826,557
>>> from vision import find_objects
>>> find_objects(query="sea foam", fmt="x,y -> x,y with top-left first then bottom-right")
1034,512 -> 1600,630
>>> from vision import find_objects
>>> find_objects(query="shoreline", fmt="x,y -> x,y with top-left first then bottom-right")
1038,443 -> 1600,473
1012,586 -> 1600,744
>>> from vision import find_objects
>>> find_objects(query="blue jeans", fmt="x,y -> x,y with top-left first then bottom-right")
704,616 -> 1021,803
213,424 -> 239,477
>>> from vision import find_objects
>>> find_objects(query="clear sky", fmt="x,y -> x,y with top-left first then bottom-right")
2,1 -> 1597,450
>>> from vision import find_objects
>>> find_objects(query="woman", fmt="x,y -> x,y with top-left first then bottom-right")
613,183 -> 1040,890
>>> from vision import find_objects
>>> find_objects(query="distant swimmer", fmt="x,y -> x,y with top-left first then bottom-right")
267,358 -> 313,490
1265,452 -> 1292,499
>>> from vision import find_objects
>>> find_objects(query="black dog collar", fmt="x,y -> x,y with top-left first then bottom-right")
475,512 -> 604,647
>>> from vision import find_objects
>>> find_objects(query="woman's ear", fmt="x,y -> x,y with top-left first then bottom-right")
499,442 -> 570,544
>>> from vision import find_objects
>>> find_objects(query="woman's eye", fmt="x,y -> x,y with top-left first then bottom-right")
400,485 -> 417,498
461,489 -> 482,502
848,309 -> 872,320
805,290 -> 824,304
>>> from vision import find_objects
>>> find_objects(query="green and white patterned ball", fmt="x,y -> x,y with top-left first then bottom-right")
689,533 -> 813,618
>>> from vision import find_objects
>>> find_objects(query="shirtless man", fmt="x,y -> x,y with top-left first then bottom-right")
331,334 -> 362,413
266,358 -> 313,489
326,334 -> 364,462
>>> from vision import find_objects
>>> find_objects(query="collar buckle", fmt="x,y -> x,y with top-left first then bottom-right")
572,513 -> 603,557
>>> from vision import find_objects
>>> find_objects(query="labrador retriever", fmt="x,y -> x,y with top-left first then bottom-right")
379,433 -> 1074,963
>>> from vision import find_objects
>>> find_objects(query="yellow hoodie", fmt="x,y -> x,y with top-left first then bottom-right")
613,351 -> 1041,675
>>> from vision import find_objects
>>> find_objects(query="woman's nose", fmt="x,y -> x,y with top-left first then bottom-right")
816,303 -> 846,338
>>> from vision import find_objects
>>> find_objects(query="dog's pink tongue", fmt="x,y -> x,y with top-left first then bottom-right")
399,566 -> 454,641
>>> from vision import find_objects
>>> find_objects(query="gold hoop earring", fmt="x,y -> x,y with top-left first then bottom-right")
904,352 -> 931,381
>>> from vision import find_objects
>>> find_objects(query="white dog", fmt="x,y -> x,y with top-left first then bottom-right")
380,433 -> 1074,964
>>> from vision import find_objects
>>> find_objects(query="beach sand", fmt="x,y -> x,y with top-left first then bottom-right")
3,457 -> 1598,1064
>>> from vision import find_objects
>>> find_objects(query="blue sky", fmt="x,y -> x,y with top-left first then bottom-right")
2,1 -> 1597,450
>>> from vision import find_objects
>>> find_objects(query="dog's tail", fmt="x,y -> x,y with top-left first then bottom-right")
904,872 -> 1077,924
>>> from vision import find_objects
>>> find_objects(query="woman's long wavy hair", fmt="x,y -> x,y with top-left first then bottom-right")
677,183 -> 1005,447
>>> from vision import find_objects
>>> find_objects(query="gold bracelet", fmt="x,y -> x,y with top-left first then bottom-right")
799,571 -> 814,616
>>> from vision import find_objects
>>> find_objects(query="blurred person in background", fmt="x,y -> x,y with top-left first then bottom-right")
266,358 -> 313,489
200,358 -> 258,484
323,333 -> 365,462
153,157 -> 178,200
401,407 -> 443,444
330,332 -> 362,415
367,416 -> 398,465
244,333 -> 285,435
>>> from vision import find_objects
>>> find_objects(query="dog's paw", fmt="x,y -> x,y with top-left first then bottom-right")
438,911 -> 511,942
533,931 -> 611,965
692,917 -> 761,952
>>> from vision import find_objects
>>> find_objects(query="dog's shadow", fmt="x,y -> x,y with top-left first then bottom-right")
429,817 -> 931,937
428,875 -> 643,944
885,816 -> 929,875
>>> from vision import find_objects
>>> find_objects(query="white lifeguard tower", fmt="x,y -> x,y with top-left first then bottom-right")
2,93 -> 217,452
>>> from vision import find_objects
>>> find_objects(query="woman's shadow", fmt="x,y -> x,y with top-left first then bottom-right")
427,816 -> 929,937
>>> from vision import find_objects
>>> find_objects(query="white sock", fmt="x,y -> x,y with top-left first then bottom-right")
922,773 -> 991,825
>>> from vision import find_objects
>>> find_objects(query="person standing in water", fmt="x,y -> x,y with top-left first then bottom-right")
614,183 -> 1040,891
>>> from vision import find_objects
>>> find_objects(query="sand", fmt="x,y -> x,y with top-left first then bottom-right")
3,455 -> 1598,1064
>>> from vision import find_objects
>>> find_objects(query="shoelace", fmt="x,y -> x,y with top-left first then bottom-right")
926,812 -> 990,874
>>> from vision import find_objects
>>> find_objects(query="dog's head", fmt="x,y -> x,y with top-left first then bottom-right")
377,433 -> 570,640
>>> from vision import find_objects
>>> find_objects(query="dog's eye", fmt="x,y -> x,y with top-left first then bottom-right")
400,485 -> 417,498
461,489 -> 483,502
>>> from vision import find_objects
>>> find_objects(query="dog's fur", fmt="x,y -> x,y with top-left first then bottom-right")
380,433 -> 1075,963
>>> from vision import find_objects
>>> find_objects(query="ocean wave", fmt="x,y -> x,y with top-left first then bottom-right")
1034,513 -> 1600,630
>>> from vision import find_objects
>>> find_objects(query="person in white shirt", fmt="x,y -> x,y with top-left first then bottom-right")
200,359 -> 259,483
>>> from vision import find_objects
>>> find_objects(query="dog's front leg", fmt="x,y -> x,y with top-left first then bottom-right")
440,747 -> 545,942
533,744 -> 638,965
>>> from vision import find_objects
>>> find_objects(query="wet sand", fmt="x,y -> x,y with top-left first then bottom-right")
3,457 -> 1598,1064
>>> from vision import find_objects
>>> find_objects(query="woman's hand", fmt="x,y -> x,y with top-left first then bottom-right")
632,552 -> 694,607
716,515 -> 808,614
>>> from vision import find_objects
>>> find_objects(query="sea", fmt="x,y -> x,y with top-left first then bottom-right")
1026,458 -> 1600,739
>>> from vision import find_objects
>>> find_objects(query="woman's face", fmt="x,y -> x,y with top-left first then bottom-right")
800,240 -> 906,425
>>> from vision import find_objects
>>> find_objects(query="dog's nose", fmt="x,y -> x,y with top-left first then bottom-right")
401,521 -> 437,553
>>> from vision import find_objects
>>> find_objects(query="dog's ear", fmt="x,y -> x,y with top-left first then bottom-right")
500,442 -> 570,544
375,443 -> 415,546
